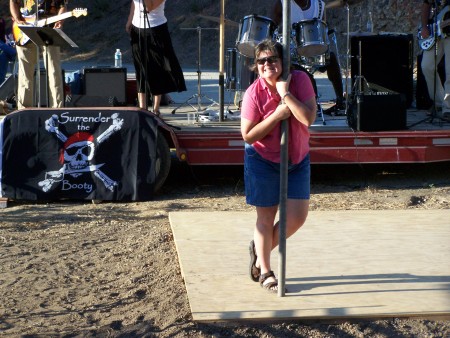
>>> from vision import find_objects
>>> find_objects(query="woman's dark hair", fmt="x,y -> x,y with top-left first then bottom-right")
249,39 -> 283,73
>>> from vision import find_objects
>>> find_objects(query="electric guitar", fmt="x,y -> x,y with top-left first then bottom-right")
418,5 -> 450,50
12,8 -> 87,46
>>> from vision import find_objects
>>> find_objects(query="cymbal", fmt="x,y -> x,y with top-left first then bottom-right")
326,0 -> 364,9
197,14 -> 240,28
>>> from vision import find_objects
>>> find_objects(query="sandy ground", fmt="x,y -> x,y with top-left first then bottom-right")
0,161 -> 450,337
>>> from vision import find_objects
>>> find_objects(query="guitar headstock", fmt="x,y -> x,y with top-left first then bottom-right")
72,8 -> 88,18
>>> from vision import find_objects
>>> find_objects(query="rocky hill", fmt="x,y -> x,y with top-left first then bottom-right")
62,0 -> 423,70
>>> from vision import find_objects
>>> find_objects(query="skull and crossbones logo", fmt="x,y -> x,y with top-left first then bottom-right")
38,113 -> 124,192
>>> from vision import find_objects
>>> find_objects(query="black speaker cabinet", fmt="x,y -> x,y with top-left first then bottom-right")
83,67 -> 127,106
351,34 -> 413,108
347,92 -> 407,131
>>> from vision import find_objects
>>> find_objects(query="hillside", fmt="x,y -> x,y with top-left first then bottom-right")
62,0 -> 423,70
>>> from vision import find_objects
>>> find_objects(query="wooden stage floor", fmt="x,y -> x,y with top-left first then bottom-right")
169,210 -> 450,322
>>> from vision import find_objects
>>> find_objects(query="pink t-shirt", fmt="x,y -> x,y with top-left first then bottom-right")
241,70 -> 315,164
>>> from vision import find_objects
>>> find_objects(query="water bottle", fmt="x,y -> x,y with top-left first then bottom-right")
366,11 -> 373,33
114,49 -> 122,68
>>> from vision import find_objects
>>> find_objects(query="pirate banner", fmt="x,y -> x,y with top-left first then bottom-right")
0,108 -> 159,201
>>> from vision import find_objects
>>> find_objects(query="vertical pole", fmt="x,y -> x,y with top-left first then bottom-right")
197,27 -> 202,112
278,0 -> 291,297
35,1 -> 41,108
219,0 -> 225,122
345,4 -> 350,112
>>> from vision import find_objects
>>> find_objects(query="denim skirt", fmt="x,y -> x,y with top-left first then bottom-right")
244,143 -> 310,207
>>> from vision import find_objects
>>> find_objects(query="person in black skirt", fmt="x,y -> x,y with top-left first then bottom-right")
126,0 -> 186,115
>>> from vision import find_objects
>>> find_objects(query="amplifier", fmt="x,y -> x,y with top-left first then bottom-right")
347,83 -> 407,131
83,67 -> 127,106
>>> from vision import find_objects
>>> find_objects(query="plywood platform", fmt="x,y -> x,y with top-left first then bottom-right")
169,210 -> 450,322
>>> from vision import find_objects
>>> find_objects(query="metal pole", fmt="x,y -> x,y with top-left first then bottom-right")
35,1 -> 41,108
219,0 -> 225,122
278,0 -> 291,297
197,27 -> 202,112
345,4 -> 350,113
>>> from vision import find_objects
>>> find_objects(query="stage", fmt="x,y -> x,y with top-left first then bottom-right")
170,209 -> 450,322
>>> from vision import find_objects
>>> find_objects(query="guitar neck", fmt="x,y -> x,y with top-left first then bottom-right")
35,11 -> 73,27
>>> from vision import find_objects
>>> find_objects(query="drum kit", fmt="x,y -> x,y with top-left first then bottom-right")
225,0 -> 364,110
226,13 -> 336,97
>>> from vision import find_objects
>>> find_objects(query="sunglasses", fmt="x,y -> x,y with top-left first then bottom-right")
256,56 -> 279,65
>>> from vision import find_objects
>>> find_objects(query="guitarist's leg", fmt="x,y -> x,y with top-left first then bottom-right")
421,43 -> 445,111
43,45 -> 64,108
16,44 -> 38,109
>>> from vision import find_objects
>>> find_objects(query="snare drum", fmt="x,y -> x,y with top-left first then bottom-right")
293,19 -> 328,57
237,52 -> 255,91
236,15 -> 277,58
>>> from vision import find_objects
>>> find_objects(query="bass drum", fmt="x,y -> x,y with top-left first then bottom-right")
236,52 -> 255,91
226,48 -> 255,91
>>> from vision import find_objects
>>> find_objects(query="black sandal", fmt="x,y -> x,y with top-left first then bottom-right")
259,270 -> 279,294
249,240 -> 260,282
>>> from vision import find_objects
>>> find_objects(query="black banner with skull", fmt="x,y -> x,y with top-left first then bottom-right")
0,108 -> 159,201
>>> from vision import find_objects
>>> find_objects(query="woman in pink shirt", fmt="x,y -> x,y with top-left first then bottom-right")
241,39 -> 316,293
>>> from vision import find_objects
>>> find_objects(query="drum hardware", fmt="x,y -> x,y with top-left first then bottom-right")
352,41 -> 370,95
325,0 -> 362,114
197,14 -> 240,28
316,95 -> 326,125
348,40 -> 370,130
225,48 -> 237,91
325,0 -> 364,9
171,26 -> 220,116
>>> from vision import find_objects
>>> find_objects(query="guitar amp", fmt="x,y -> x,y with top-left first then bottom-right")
83,67 -> 127,106
347,83 -> 407,132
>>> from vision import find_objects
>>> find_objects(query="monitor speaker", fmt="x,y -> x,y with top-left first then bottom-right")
351,34 -> 413,108
347,85 -> 407,132
83,67 -> 127,106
